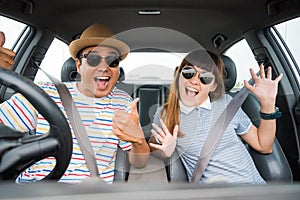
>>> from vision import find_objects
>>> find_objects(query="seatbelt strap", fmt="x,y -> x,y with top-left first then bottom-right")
38,66 -> 99,177
191,86 -> 250,183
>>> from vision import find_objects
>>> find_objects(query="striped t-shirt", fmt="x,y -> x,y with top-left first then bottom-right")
0,82 -> 133,184
153,94 -> 265,184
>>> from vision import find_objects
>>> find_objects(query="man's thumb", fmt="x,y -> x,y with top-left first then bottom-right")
0,32 -> 5,47
130,98 -> 139,115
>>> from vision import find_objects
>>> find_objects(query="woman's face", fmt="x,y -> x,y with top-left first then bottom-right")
178,65 -> 216,107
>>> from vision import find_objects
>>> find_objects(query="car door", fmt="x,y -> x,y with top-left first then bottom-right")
226,16 -> 300,181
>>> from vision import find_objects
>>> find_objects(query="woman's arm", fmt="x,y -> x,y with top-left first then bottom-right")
242,65 -> 283,153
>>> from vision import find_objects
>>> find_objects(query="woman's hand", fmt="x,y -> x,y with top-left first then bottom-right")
149,119 -> 178,158
244,64 -> 283,113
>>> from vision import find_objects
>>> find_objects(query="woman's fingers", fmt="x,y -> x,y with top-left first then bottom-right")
152,123 -> 166,136
274,73 -> 283,83
266,66 -> 272,79
173,125 -> 179,138
259,64 -> 265,79
149,142 -> 163,150
151,128 -> 164,143
160,119 -> 171,135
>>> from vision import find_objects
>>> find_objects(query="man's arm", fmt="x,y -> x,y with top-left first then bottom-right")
112,98 -> 150,168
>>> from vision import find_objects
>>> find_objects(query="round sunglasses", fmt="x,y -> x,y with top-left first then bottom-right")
79,53 -> 121,68
181,65 -> 214,85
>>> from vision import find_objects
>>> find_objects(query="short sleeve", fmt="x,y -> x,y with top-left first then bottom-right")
234,108 -> 252,135
0,93 -> 37,132
119,140 -> 132,151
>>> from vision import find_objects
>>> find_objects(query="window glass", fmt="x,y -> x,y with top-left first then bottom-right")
121,52 -> 185,84
0,16 -> 26,49
224,39 -> 258,91
34,38 -> 69,83
275,17 -> 300,76
275,17 -> 300,65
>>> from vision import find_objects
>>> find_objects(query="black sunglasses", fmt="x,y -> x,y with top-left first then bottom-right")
181,65 -> 214,85
79,54 -> 121,68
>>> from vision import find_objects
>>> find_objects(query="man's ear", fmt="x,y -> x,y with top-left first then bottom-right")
75,58 -> 81,72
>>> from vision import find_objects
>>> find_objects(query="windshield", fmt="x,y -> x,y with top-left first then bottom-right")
120,52 -> 186,84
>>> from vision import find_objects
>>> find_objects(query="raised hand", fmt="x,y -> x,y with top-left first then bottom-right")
149,119 -> 178,158
0,31 -> 16,70
112,98 -> 144,144
244,64 -> 283,112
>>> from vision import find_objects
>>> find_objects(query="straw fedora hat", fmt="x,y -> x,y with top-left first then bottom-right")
69,24 -> 130,60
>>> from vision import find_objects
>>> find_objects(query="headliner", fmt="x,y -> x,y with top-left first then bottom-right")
1,0 -> 300,53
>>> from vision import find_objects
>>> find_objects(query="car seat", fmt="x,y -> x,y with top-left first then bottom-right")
60,57 -> 130,182
165,55 -> 293,183
61,57 -> 79,82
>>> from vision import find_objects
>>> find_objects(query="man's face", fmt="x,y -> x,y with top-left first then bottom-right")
75,46 -> 121,98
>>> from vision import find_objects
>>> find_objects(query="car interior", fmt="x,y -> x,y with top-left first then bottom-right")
1,0 -> 300,199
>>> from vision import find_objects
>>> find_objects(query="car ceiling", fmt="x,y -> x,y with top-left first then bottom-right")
1,0 -> 300,53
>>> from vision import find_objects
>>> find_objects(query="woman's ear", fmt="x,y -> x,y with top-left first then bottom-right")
210,82 -> 217,92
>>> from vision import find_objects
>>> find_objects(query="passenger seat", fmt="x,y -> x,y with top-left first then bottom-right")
222,55 -> 293,182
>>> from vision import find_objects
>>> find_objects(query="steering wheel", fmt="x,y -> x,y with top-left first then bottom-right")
0,68 -> 72,181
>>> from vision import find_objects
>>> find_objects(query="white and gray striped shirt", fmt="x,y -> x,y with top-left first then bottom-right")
153,94 -> 265,184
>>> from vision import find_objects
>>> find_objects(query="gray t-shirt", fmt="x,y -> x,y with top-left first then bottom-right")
153,94 -> 265,184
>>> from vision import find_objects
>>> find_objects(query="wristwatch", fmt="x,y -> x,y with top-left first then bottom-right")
260,107 -> 282,120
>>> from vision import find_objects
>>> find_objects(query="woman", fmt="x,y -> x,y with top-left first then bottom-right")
149,49 -> 283,184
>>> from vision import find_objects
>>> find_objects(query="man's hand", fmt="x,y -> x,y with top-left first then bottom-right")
113,98 -> 150,168
0,31 -> 16,70
112,98 -> 144,144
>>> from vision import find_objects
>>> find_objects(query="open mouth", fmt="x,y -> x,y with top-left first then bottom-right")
185,86 -> 199,97
94,76 -> 110,88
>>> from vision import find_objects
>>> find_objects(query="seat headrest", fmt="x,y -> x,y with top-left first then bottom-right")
221,55 -> 237,91
60,57 -> 125,82
61,57 -> 78,82
118,67 -> 125,82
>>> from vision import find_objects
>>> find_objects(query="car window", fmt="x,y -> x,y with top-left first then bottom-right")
120,52 -> 185,84
34,38 -> 70,84
274,17 -> 300,82
224,39 -> 258,91
0,16 -> 26,49
275,17 -> 300,65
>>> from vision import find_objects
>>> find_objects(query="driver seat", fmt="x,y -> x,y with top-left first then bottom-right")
165,55 -> 293,183
60,57 -> 130,182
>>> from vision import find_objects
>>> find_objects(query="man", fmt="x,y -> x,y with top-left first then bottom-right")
0,24 -> 149,184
